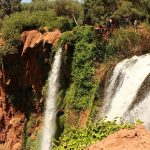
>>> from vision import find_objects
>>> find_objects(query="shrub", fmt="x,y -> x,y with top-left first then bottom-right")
105,28 -> 142,56
71,41 -> 96,110
59,26 -> 97,111
24,114 -> 41,150
53,119 -> 139,150
53,16 -> 73,32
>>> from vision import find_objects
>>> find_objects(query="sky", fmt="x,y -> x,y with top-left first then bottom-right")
22,0 -> 83,3
22,0 -> 31,3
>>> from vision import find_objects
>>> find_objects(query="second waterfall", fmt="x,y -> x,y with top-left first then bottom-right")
102,54 -> 150,128
41,48 -> 62,150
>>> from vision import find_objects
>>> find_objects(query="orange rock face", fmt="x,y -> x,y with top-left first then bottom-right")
3,114 -> 25,150
88,125 -> 150,150
21,29 -> 61,56
21,29 -> 61,96
43,29 -> 61,45
21,30 -> 43,55
0,38 -> 4,47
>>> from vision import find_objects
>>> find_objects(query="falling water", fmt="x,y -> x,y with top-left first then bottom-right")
102,54 -> 150,127
41,48 -> 62,150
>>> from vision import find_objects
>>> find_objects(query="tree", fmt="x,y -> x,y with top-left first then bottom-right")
22,0 -> 53,12
54,0 -> 83,25
112,1 -> 141,20
84,0 -> 104,25
0,0 -> 21,20
130,0 -> 150,21
83,0 -> 150,25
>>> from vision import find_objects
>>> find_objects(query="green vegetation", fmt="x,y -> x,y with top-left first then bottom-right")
84,0 -> 150,25
23,114 -> 41,150
61,26 -> 96,111
0,0 -> 82,54
0,0 -> 21,19
1,0 -> 150,54
53,119 -> 140,150
54,0 -> 83,25
105,27 -> 142,56
22,0 -> 53,12
1,0 -> 150,149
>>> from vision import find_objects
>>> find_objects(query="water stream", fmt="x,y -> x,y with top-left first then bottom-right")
41,48 -> 62,150
102,54 -> 150,128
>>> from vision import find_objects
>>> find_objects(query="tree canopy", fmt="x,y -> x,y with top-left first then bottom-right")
83,0 -> 150,25
0,0 -> 21,19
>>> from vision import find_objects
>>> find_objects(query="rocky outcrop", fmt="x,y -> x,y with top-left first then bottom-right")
43,29 -> 61,45
88,125 -> 150,150
0,114 -> 25,150
21,29 -> 61,98
0,38 -> 4,47
21,30 -> 43,55
21,29 -> 61,56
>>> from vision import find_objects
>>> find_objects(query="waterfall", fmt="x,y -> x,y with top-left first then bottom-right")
41,48 -> 62,150
102,54 -> 150,127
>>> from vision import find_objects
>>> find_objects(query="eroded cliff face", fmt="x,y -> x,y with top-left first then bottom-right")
0,30 -> 61,149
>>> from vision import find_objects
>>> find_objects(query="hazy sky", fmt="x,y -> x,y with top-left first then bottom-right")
22,0 -> 31,3
22,0 -> 83,3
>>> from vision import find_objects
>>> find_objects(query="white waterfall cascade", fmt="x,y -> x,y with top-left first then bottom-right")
41,48 -> 62,150
102,54 -> 150,128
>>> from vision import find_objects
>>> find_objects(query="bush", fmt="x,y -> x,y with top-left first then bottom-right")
59,26 -> 97,111
24,114 -> 41,150
53,119 -> 139,150
53,16 -> 73,32
105,28 -> 142,56
71,41 -> 96,110
58,31 -> 74,46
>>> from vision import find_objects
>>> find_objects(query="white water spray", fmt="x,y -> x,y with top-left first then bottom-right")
41,48 -> 62,150
126,92 -> 150,128
103,54 -> 150,127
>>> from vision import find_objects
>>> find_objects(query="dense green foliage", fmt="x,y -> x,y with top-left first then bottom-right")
22,0 -> 83,25
84,0 -> 150,25
0,0 -> 21,20
59,26 -> 97,111
53,119 -> 139,150
105,28 -> 142,56
54,0 -> 83,25
22,1 -> 53,12
1,0 -> 150,54
23,114 -> 41,150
